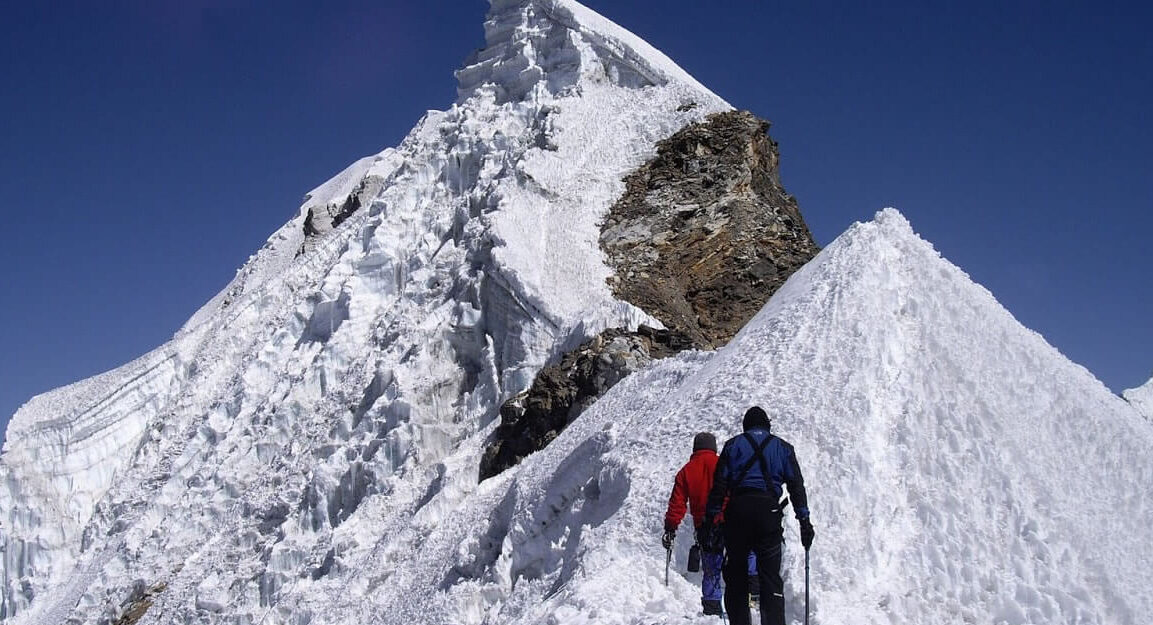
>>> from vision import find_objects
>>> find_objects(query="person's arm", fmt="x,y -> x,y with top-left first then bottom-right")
704,442 -> 732,524
783,443 -> 809,520
664,468 -> 689,532
783,443 -> 815,548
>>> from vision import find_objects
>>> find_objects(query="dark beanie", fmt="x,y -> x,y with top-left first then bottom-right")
692,432 -> 717,452
742,406 -> 771,431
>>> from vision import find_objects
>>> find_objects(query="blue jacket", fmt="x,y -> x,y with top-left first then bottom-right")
705,427 -> 809,522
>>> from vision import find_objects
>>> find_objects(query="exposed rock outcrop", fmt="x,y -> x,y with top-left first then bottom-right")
114,582 -> 167,625
298,173 -> 388,255
601,110 -> 819,348
478,326 -> 691,480
303,192 -> 362,238
481,111 -> 819,479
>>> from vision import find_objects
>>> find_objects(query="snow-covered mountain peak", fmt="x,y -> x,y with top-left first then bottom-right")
5,0 -> 1150,621
457,0 -> 722,104
1124,376 -> 1153,420
871,205 -> 913,231
0,2 -> 733,622
626,208 -> 1153,624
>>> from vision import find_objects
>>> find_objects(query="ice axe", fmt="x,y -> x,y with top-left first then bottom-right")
664,544 -> 672,586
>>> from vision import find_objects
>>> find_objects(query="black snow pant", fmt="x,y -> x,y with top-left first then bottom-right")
722,491 -> 785,625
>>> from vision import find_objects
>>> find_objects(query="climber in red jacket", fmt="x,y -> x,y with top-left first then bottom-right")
663,432 -> 724,615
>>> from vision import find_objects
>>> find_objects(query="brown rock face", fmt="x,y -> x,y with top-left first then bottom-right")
480,110 -> 819,480
478,326 -> 691,481
600,110 -> 819,348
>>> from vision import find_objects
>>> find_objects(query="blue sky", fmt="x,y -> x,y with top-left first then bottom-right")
1,0 -> 1150,441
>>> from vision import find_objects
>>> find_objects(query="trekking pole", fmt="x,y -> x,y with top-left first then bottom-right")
804,547 -> 810,625
665,545 -> 672,586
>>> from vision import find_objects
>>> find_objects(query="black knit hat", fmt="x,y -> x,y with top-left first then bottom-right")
692,432 -> 717,452
742,406 -> 771,431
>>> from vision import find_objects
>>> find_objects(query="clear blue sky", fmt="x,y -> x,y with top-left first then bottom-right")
2,1 -> 1150,441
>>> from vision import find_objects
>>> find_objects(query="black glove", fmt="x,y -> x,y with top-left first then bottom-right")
799,518 -> 815,549
698,522 -> 724,553
662,529 -> 675,550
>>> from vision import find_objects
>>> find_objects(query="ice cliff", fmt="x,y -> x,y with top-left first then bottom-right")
3,1 -> 1151,625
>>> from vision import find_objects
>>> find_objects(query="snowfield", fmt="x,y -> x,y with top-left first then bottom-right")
3,1 -> 1151,624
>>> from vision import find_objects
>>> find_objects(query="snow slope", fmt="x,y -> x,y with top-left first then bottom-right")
0,0 -> 728,621
1124,377 -> 1152,420
268,209 -> 1149,625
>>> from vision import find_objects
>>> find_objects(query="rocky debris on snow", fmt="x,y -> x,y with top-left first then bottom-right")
114,582 -> 167,625
303,193 -> 361,238
601,110 -> 819,348
1124,375 -> 1153,420
479,325 -> 692,480
299,175 -> 386,253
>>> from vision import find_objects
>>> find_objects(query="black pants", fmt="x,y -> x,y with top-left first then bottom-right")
723,492 -> 785,625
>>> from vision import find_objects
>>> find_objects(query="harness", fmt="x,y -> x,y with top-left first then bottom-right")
730,432 -> 773,491
729,433 -> 789,513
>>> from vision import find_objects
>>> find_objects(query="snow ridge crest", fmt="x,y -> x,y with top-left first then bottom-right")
1125,376 -> 1153,420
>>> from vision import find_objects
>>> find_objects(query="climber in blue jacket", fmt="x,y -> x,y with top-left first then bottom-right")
701,406 -> 814,625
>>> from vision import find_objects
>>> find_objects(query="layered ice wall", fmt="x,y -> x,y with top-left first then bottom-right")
0,0 -> 728,622
0,347 -> 187,617
1124,377 -> 1153,420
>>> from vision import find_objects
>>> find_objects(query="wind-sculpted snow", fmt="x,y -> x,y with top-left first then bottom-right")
1124,377 -> 1152,420
0,0 -> 729,622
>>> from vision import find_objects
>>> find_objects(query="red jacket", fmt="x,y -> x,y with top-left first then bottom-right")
664,449 -> 719,532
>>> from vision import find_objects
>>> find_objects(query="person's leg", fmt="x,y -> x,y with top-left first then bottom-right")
701,550 -> 724,614
753,540 -> 784,625
723,498 -> 754,625
722,542 -> 751,624
741,497 -> 785,625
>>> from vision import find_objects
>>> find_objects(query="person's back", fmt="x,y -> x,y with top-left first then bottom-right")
662,432 -> 724,615
704,407 -> 815,625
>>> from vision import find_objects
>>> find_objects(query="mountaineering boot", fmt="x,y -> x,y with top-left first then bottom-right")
702,599 -> 723,616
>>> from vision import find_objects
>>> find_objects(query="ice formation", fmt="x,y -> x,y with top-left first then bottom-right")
1124,376 -> 1153,420
3,1 -> 1151,624
0,0 -> 726,621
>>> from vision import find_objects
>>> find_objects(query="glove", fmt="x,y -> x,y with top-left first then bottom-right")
799,518 -> 815,549
698,522 -> 724,553
662,529 -> 675,550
